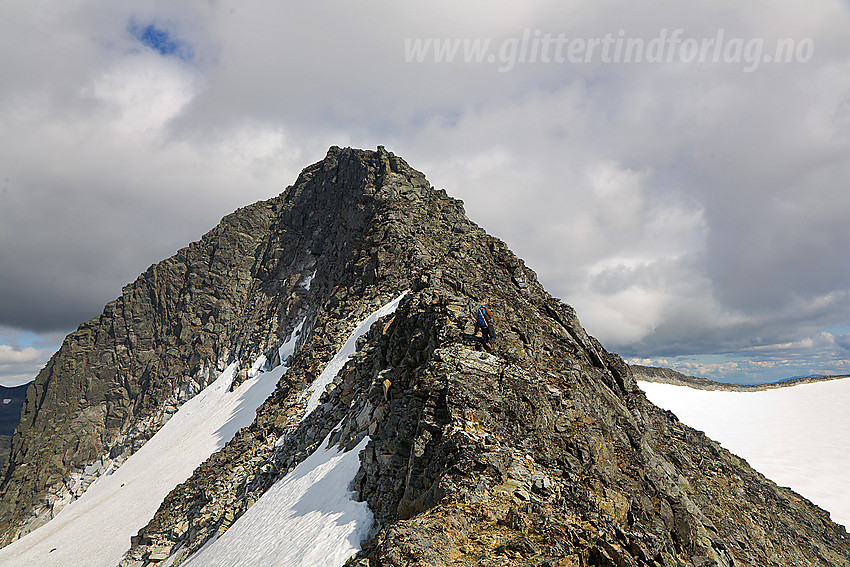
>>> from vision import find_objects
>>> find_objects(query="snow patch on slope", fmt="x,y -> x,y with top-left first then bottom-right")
639,378 -> 850,529
0,361 -> 283,567
183,432 -> 371,567
301,270 -> 316,291
0,291 -> 407,567
300,292 -> 406,416
189,292 -> 407,565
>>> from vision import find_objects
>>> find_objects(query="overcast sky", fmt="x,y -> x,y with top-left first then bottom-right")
1,1 -> 849,386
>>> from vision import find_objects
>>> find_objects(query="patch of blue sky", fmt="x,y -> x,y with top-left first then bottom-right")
823,323 -> 850,337
0,328 -> 56,350
629,351 -> 850,385
128,20 -> 194,62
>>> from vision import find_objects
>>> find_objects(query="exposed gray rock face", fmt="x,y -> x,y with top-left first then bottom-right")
2,147 -> 849,567
0,147 -> 381,540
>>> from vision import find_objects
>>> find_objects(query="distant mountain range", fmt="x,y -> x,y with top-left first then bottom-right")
630,364 -> 850,392
0,385 -> 28,468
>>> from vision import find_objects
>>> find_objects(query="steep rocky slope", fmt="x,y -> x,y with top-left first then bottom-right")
1,179 -> 297,540
2,147 -> 849,566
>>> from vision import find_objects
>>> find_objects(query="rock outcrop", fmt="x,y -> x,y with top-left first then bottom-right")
2,147 -> 849,566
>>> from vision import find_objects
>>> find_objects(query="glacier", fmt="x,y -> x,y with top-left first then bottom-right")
0,361 -> 280,567
181,432 -> 371,567
639,377 -> 850,529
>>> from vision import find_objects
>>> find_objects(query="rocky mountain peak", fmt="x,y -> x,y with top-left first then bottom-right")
1,147 -> 848,566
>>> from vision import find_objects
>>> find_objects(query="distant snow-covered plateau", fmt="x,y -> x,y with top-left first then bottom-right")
639,378 -> 850,530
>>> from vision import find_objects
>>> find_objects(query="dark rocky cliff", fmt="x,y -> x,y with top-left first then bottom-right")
0,187 -> 287,539
2,147 -> 849,566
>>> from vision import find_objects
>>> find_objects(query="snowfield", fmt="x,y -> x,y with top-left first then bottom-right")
0,292 -> 406,567
639,378 -> 850,529
182,433 -> 372,567
0,361 -> 282,567
300,292 -> 407,416
183,292 -> 407,565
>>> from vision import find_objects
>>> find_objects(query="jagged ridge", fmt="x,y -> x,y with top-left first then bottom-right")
3,148 -> 849,567
121,149 -> 849,567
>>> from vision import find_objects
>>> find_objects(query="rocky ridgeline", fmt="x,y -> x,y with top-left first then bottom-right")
631,365 -> 850,392
0,146 -> 397,541
3,147 -> 849,566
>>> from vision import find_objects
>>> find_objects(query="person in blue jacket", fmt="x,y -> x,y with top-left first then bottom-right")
473,304 -> 497,350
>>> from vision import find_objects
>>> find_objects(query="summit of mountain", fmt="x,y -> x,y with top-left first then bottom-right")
1,147 -> 848,567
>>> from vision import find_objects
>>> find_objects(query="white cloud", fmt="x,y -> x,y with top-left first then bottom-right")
87,55 -> 197,134
0,345 -> 42,364
0,344 -> 53,387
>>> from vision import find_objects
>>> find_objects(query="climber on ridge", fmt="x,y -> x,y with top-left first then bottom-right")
473,303 -> 497,351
